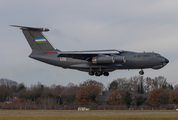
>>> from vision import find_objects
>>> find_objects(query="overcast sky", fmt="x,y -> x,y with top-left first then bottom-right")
0,0 -> 178,87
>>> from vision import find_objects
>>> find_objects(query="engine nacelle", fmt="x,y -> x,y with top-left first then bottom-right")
114,56 -> 126,63
92,56 -> 115,64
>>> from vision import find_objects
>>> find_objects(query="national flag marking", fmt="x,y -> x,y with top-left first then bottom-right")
34,38 -> 47,43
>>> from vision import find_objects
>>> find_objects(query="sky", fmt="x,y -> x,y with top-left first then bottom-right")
0,0 -> 178,87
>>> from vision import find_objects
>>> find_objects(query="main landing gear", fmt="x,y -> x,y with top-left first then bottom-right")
88,71 -> 109,76
139,69 -> 144,75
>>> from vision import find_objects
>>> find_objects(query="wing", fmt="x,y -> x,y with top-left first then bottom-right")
58,49 -> 121,60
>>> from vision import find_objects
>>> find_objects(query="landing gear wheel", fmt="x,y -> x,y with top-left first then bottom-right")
139,70 -> 144,75
103,72 -> 109,76
89,71 -> 94,76
95,71 -> 102,76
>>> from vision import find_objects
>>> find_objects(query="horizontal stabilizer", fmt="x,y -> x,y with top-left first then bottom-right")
10,25 -> 49,32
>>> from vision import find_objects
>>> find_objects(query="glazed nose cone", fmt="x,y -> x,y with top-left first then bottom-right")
165,58 -> 169,64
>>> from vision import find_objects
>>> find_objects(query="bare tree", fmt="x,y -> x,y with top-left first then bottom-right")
61,83 -> 79,104
154,76 -> 167,88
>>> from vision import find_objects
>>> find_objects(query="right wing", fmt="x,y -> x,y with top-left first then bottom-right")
58,49 -> 121,60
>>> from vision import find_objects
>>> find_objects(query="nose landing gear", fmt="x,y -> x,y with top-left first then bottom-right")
139,70 -> 144,75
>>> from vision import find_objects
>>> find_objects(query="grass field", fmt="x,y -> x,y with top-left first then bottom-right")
0,110 -> 178,120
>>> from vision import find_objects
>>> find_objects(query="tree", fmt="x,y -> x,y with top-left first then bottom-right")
108,89 -> 123,105
133,95 -> 147,106
140,78 -> 144,94
158,89 -> 170,104
168,84 -> 173,90
147,88 -> 165,106
122,91 -> 132,107
108,80 -> 118,91
174,84 -> 178,90
145,77 -> 158,93
154,76 -> 171,89
109,76 -> 145,94
61,83 -> 79,104
18,83 -> 26,92
77,80 -> 103,105
169,90 -> 178,104
53,85 -> 63,105
137,78 -> 144,94
0,78 -> 18,102
108,78 -> 131,93
0,85 -> 11,102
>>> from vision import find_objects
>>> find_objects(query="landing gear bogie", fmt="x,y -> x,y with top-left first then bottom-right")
88,71 -> 109,76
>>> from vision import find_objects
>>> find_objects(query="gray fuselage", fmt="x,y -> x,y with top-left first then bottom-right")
29,50 -> 169,73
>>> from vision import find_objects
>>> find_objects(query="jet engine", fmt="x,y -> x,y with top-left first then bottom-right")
92,56 -> 115,64
114,56 -> 126,63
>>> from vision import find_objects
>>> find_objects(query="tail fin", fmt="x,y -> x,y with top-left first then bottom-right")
11,25 -> 55,53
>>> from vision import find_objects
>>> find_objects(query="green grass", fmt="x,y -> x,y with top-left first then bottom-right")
0,110 -> 178,120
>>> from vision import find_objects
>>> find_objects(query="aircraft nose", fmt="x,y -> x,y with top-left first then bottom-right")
165,58 -> 169,64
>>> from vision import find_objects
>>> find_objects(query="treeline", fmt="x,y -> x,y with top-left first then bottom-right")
0,76 -> 178,107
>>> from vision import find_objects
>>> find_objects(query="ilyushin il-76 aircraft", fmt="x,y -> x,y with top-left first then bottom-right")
11,25 -> 169,76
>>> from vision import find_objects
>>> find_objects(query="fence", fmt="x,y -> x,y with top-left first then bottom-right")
0,104 -> 177,110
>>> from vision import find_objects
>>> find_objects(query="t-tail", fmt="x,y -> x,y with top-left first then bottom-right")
11,25 -> 62,66
10,25 -> 56,53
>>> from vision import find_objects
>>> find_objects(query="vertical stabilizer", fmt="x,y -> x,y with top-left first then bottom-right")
11,25 -> 55,53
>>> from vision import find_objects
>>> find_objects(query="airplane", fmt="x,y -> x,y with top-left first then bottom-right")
11,25 -> 169,76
